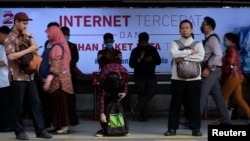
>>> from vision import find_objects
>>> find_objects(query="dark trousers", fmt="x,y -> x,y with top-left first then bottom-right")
134,76 -> 157,117
35,78 -> 52,128
0,86 -> 13,130
10,80 -> 45,135
168,80 -> 201,130
200,68 -> 231,124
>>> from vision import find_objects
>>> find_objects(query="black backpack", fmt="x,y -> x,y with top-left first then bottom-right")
104,100 -> 129,136
202,33 -> 220,45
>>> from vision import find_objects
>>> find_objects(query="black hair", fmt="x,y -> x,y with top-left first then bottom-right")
224,32 -> 240,50
47,22 -> 60,28
191,33 -> 195,39
0,26 -> 11,34
138,32 -> 149,41
61,26 -> 70,32
179,19 -> 193,29
204,16 -> 216,30
103,33 -> 114,41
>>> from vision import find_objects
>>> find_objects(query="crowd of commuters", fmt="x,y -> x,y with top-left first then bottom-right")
0,11 -> 250,140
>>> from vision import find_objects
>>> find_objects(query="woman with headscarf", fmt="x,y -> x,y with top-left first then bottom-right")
43,25 -> 79,134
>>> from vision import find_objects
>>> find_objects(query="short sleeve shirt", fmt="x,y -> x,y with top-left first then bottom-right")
4,30 -> 34,81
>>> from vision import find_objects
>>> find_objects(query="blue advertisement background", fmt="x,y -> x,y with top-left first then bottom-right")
1,8 -> 250,74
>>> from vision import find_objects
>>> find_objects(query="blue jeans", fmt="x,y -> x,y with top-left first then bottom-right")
10,80 -> 45,135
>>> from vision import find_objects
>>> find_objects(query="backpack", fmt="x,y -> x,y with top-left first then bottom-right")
173,40 -> 201,79
104,100 -> 129,136
201,33 -> 220,70
202,33 -> 220,45
39,42 -> 64,78
105,72 -> 122,93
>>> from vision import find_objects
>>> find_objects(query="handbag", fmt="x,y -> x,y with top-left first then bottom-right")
29,53 -> 43,73
177,60 -> 200,79
174,40 -> 201,79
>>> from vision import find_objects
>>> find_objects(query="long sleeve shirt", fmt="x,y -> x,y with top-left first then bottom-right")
203,31 -> 223,67
97,48 -> 122,70
98,63 -> 128,114
170,37 -> 205,80
129,45 -> 161,77
68,41 -> 79,77
222,45 -> 244,80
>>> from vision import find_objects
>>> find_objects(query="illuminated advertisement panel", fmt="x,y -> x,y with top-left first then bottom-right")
1,8 -> 249,74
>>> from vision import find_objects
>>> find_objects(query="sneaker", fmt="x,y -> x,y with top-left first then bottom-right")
94,129 -> 103,137
164,129 -> 176,136
36,130 -> 53,138
16,132 -> 29,140
192,129 -> 203,136
125,133 -> 131,136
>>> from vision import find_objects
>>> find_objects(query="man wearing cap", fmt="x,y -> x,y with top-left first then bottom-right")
4,12 -> 53,140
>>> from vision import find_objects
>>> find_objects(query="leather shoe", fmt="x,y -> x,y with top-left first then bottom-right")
192,129 -> 202,136
36,130 -> 53,138
164,129 -> 176,136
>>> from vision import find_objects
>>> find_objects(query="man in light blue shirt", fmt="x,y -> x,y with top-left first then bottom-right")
0,25 -> 13,132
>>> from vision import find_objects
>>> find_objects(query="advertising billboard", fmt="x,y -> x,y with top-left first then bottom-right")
1,8 -> 250,74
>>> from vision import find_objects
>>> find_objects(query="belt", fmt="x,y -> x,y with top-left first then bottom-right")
216,66 -> 221,68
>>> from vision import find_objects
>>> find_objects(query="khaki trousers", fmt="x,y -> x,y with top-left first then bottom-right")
222,75 -> 250,119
